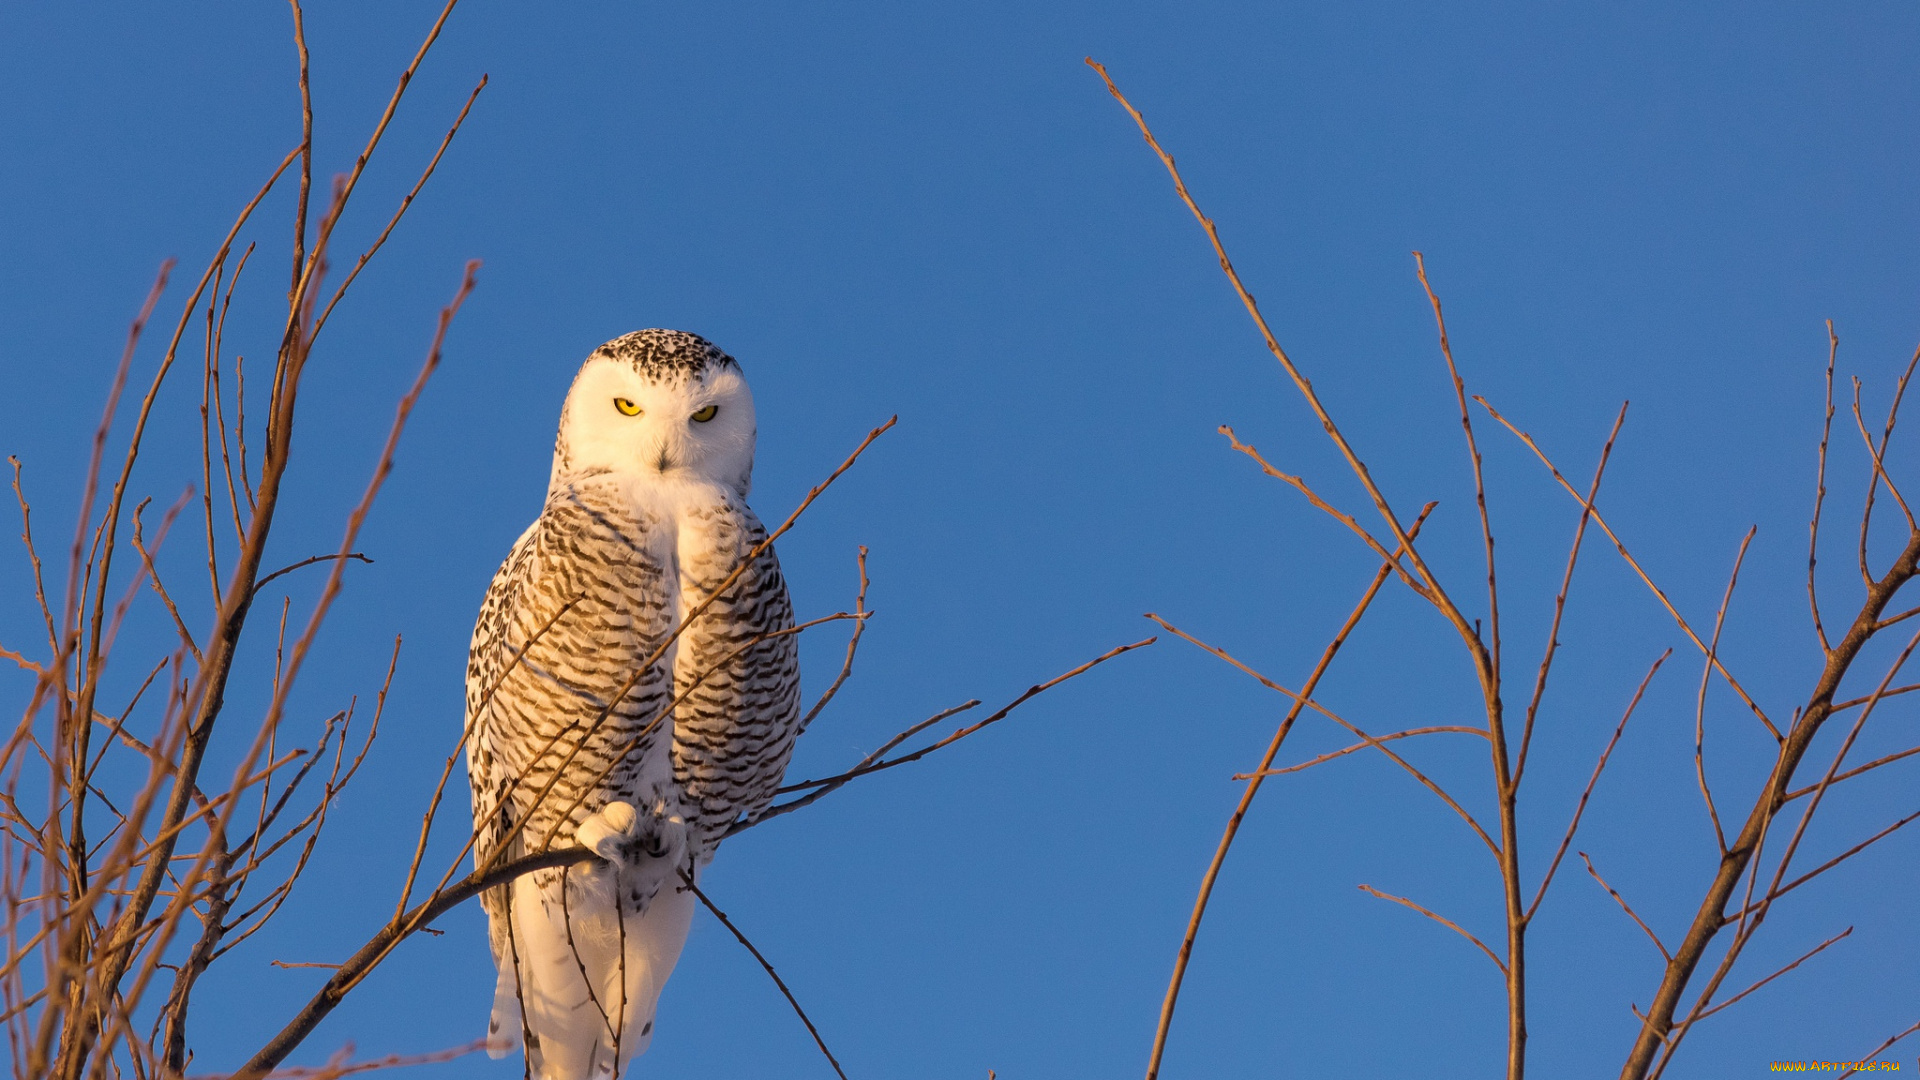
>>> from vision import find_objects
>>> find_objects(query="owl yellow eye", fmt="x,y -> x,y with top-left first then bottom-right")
613,398 -> 641,416
690,404 -> 718,423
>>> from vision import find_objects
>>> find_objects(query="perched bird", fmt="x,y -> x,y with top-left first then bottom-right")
465,330 -> 803,1078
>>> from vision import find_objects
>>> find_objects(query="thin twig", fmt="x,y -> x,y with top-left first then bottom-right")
1810,323 -> 1836,652
1581,853 -> 1670,963
743,638 -> 1152,833
1527,650 -> 1668,922
1839,1020 -> 1920,1078
1516,402 -> 1627,787
1357,884 -> 1506,975
252,553 -> 371,596
1234,726 -> 1485,779
682,874 -> 849,1080
1476,395 -> 1783,743
1141,508 -> 1432,1080
1414,252 -> 1501,692
1146,613 -> 1499,859
1690,926 -> 1851,1023
1694,528 -> 1755,857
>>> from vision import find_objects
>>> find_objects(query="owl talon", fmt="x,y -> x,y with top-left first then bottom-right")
575,801 -> 640,866
574,800 -> 686,868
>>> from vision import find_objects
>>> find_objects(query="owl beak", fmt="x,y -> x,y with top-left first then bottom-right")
653,445 -> 675,473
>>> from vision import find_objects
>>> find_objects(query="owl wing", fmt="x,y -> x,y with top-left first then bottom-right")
670,501 -> 803,862
465,485 -> 681,885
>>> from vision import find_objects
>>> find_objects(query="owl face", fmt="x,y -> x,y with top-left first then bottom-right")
553,332 -> 758,496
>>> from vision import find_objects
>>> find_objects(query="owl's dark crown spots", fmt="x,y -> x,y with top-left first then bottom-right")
592,329 -> 738,381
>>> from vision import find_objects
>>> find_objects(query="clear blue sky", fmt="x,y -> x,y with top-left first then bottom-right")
3,2 -> 1918,1076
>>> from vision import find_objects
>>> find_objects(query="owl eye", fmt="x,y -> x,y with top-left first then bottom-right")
690,405 -> 718,423
613,398 -> 641,416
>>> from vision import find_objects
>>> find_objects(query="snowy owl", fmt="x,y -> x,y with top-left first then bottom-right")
465,329 -> 802,1079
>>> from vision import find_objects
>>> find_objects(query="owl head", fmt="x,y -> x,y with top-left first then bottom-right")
551,329 -> 758,496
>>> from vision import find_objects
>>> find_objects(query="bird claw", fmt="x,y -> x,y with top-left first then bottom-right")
574,800 -> 685,868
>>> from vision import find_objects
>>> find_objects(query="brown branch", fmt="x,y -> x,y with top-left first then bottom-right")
742,638 -> 1153,834
251,553 -> 371,596
1516,402 -> 1627,787
1621,524 -> 1920,1077
8,458 -> 58,661
209,1038 -> 488,1080
1476,395 -> 1783,744
83,254 -> 472,1076
1694,528 -> 1755,857
284,0 -> 463,340
1828,681 -> 1920,712
1581,853 -> 1671,963
1234,725 -> 1485,779
1781,744 -> 1920,800
1856,342 -> 1920,584
1147,612 -> 1499,859
1087,62 -> 1532,1073
1216,426 -> 1423,597
771,702 -> 978,797
1810,323 -> 1837,652
1414,251 -> 1501,693
1357,883 -> 1505,975
1689,926 -> 1851,1024
232,848 -> 600,1080
1084,58 -> 1450,618
1852,378 -> 1918,537
1839,1020 -> 1920,1078
306,73 -> 488,346
1142,508 -> 1432,1080
683,874 -> 849,1080
130,494 -> 200,662
1527,651 -> 1668,922
796,546 -> 871,736
1722,807 -> 1920,925
65,141 -> 302,1070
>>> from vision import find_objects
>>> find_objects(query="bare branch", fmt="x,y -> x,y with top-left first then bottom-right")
1476,395 -> 1783,744
797,546 -> 871,736
1147,612 -> 1499,860
1516,402 -> 1627,786
1234,726 -> 1485,780
743,638 -> 1153,833
251,553 -> 371,597
683,874 -> 849,1080
1414,251 -> 1501,691
1810,323 -> 1837,652
1691,926 -> 1851,1023
1142,508 -> 1433,1080
1723,807 -> 1920,924
1694,528 -> 1755,857
1781,745 -> 1920,801
1216,426 -> 1424,598
1528,651 -> 1668,922
1839,1020 -> 1920,1078
1581,852 -> 1670,963
1358,883 -> 1505,975
234,848 -> 601,1079
1852,378 -> 1918,539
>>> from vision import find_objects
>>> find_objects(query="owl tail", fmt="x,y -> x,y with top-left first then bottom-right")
489,867 -> 695,1080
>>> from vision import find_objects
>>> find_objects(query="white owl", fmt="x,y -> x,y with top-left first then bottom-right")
465,330 -> 802,1079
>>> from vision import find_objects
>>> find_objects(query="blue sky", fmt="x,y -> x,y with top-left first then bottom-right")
3,2 -> 1919,1076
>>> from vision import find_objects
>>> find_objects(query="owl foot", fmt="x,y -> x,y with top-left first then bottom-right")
573,799 -> 686,869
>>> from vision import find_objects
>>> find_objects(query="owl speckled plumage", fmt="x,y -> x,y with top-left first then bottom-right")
465,330 -> 802,1079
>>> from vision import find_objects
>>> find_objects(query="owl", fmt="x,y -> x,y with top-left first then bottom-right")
464,330 -> 803,1079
